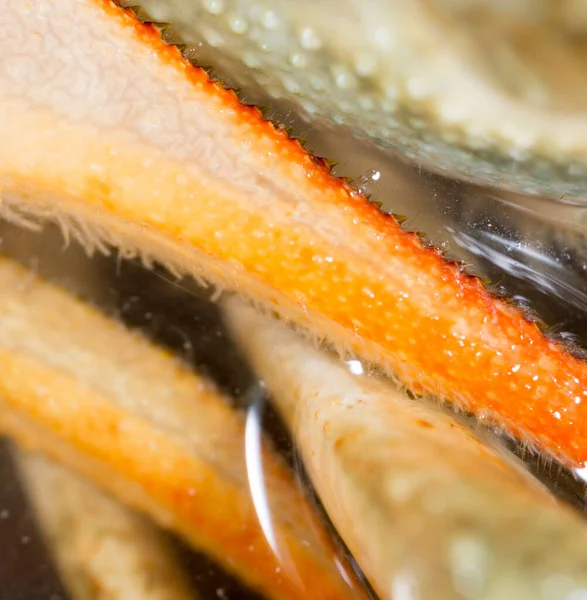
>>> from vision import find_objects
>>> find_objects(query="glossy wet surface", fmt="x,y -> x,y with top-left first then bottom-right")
1,152 -> 587,597
4,3 -> 587,593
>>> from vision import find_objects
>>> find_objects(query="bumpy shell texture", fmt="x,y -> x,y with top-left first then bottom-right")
135,0 -> 587,200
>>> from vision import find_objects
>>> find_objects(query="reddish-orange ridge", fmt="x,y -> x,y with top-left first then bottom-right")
18,0 -> 587,467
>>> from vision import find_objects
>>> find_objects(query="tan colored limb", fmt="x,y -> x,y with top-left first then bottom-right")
15,450 -> 197,600
0,257 -> 353,600
225,299 -> 587,600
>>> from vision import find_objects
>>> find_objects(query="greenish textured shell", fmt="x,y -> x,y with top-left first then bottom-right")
128,0 -> 587,200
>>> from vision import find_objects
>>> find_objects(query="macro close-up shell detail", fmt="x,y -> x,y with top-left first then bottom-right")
131,0 -> 587,198
2,1 -> 587,599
